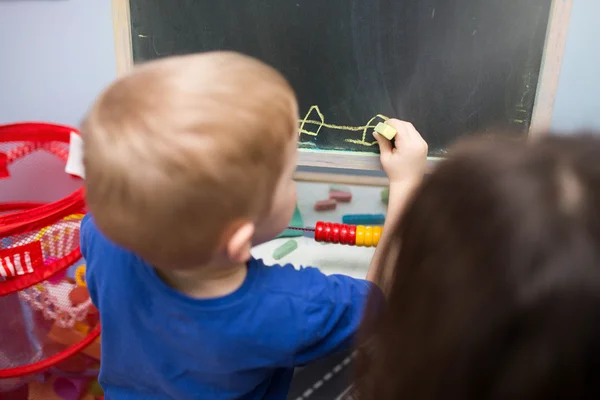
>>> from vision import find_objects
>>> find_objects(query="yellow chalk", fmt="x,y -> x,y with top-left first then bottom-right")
374,122 -> 397,140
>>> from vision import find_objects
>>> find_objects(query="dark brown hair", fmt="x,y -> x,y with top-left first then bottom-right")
357,134 -> 600,399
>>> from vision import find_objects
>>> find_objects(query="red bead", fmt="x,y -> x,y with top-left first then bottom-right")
348,225 -> 357,246
331,223 -> 340,243
315,221 -> 325,242
323,222 -> 332,243
339,224 -> 349,244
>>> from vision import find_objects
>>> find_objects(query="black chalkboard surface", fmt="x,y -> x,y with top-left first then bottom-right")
129,0 -> 553,156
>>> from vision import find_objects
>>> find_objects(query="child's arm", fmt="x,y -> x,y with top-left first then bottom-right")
80,214 -> 99,307
289,266 -> 381,366
366,120 -> 428,290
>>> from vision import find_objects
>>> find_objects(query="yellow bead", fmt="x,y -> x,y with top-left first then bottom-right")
364,226 -> 373,247
355,226 -> 366,246
372,226 -> 382,246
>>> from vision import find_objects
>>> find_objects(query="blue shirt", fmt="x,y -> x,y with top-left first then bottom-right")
81,215 -> 378,399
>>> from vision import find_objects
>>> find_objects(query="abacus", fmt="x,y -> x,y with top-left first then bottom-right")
287,222 -> 382,247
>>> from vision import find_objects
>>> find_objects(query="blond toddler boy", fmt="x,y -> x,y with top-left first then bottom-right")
80,52 -> 427,399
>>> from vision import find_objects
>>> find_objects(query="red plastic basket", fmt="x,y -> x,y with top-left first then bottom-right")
0,123 -> 100,390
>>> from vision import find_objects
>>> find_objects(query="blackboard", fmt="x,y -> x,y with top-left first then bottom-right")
128,0 -> 558,159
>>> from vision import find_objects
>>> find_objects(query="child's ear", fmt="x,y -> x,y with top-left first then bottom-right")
226,222 -> 255,263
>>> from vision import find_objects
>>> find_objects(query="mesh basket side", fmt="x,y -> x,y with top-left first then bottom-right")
0,217 -> 100,379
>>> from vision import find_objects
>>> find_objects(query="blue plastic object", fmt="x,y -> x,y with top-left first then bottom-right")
342,213 -> 385,226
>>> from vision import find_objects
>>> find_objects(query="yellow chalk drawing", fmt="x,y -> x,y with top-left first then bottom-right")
299,105 -> 390,147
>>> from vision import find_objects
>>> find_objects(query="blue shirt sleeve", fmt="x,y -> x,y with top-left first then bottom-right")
80,213 -> 99,308
293,268 -> 381,365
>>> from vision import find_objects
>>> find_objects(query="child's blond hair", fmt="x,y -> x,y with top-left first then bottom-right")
81,52 -> 298,268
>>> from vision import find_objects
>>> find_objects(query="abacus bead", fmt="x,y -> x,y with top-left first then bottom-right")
331,223 -> 341,243
364,226 -> 373,247
339,224 -> 349,244
348,225 -> 356,246
315,221 -> 325,242
372,226 -> 382,246
323,222 -> 332,243
355,226 -> 366,246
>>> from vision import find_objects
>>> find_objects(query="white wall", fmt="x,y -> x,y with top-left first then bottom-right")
551,0 -> 600,132
0,0 -> 117,126
0,0 -> 116,203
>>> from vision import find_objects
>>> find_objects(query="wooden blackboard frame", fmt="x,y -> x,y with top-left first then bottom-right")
111,0 -> 572,184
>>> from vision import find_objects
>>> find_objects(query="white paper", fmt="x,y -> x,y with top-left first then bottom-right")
65,131 -> 85,178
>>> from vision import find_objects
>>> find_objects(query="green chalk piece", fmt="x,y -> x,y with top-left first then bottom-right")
273,239 -> 298,260
381,187 -> 389,205
278,205 -> 304,238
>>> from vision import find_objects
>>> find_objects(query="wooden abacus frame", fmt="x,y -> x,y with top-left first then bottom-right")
111,0 -> 572,185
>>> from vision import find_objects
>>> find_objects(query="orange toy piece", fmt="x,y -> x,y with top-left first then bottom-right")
69,286 -> 90,306
48,323 -> 101,360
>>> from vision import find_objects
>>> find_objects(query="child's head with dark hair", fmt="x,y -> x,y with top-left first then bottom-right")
357,134 -> 600,400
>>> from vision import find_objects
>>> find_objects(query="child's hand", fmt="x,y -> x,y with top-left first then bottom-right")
374,119 -> 428,187
367,120 -> 427,287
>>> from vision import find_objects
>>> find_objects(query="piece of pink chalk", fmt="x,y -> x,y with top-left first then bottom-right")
314,199 -> 337,211
329,190 -> 352,202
